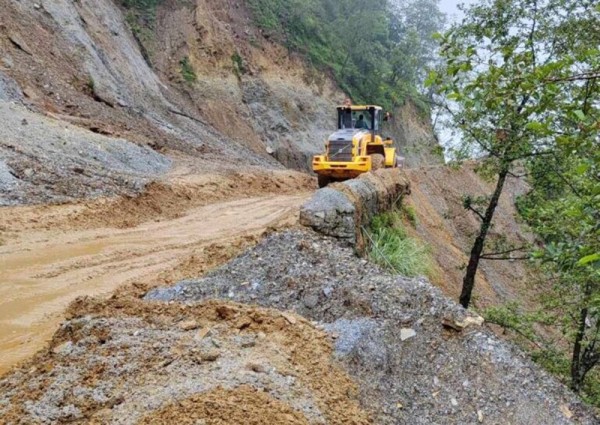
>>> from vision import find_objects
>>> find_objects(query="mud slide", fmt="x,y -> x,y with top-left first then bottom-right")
0,193 -> 309,375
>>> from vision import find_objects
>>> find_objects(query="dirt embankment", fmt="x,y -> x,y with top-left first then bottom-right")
404,165 -> 534,308
1,297 -> 370,424
2,229 -> 597,424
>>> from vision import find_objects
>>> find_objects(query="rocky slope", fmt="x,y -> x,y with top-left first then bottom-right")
0,0 -> 441,205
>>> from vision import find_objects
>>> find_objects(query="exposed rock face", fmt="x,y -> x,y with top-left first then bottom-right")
0,71 -> 22,102
300,169 -> 410,245
0,0 -> 286,204
0,102 -> 171,206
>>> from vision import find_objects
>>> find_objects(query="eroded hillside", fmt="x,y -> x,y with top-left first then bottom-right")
405,165 -> 534,308
0,0 -> 441,206
1,1 -> 597,424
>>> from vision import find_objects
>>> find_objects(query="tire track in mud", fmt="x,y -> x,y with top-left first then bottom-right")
0,194 -> 309,375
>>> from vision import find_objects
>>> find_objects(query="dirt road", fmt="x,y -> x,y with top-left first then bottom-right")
0,193 -> 308,375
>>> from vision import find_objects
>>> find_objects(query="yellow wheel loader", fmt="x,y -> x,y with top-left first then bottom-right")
312,105 -> 400,188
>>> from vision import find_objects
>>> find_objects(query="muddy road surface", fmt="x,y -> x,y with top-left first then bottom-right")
0,193 -> 309,374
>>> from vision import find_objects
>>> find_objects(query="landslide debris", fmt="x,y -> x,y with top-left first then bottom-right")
147,230 -> 598,425
0,102 -> 170,206
138,385 -> 310,425
0,299 -> 369,425
1,229 -> 598,424
0,169 -> 314,234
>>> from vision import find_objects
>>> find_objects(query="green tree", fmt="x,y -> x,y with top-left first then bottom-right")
431,0 -> 600,395
430,0 -> 599,310
519,91 -> 599,393
389,0 -> 446,86
248,0 -> 446,109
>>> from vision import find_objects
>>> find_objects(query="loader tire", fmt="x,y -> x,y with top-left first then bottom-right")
317,174 -> 331,188
370,154 -> 385,171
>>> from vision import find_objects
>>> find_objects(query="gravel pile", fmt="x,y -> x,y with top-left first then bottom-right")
0,300 -> 368,424
147,230 -> 598,424
0,102 -> 170,205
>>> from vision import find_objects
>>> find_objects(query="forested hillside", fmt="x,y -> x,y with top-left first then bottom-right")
247,0 -> 445,110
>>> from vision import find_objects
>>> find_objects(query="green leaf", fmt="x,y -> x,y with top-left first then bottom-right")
577,253 -> 600,266
575,163 -> 589,175
525,122 -> 545,132
424,70 -> 437,88
574,110 -> 586,121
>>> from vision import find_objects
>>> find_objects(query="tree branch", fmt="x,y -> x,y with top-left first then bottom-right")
465,204 -> 485,221
482,246 -> 529,257
480,255 -> 530,261
545,71 -> 600,83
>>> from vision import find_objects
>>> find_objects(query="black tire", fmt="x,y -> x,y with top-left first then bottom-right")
318,174 -> 331,188
371,154 -> 385,171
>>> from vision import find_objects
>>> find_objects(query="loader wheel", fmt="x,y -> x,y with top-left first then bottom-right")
370,154 -> 385,171
317,174 -> 331,188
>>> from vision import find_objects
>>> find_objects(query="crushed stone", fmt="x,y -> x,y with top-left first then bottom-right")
147,229 -> 599,425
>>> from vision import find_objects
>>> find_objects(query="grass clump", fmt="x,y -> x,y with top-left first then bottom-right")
367,210 -> 434,278
179,56 -> 197,83
231,52 -> 246,77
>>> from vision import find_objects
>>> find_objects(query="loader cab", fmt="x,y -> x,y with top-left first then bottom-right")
337,106 -> 383,134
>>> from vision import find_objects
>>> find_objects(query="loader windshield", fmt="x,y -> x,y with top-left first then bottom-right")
338,108 -> 373,130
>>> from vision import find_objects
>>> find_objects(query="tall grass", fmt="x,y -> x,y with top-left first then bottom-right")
367,210 -> 434,278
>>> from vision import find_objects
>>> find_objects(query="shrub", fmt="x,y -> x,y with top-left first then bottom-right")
231,52 -> 246,77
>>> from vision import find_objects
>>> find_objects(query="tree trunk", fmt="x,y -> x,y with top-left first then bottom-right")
459,166 -> 509,308
571,306 -> 588,393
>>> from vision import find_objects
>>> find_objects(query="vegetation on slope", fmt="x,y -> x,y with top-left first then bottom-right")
119,0 -> 164,62
367,207 -> 435,279
431,0 -> 599,404
247,0 -> 445,110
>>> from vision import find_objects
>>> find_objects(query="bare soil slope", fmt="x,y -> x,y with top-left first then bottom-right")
405,165 -> 534,308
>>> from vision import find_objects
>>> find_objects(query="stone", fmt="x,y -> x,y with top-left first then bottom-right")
247,362 -> 268,373
400,328 -> 416,341
52,341 -> 74,355
442,314 -> 484,331
178,320 -> 199,331
282,312 -> 297,325
200,349 -> 220,362
302,294 -> 319,309
560,404 -> 573,419
195,328 -> 211,340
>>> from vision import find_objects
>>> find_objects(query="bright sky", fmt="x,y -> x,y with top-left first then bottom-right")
434,0 -> 480,157
439,0 -> 479,23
